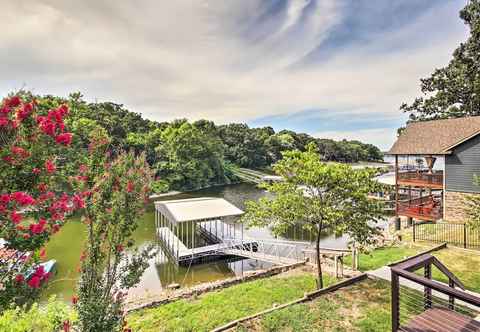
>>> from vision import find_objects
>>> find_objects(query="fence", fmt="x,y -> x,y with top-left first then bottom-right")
413,222 -> 480,250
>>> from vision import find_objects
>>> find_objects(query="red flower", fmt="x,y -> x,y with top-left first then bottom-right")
0,194 -> 10,204
126,181 -> 134,193
0,117 -> 9,126
29,222 -> 45,234
39,247 -> 47,259
116,244 -> 124,253
55,133 -> 73,146
11,146 -> 29,158
45,160 -> 56,174
63,320 -> 71,332
79,164 -> 88,173
15,274 -> 24,283
11,192 -> 35,206
11,211 -> 22,224
32,168 -> 41,175
73,194 -> 85,209
16,103 -> 33,122
27,275 -> 41,288
7,96 -> 21,108
71,295 -> 78,305
37,183 -> 48,192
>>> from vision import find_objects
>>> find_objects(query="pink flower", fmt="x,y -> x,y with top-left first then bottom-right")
73,194 -> 85,209
32,168 -> 41,175
79,164 -> 88,173
55,133 -> 73,146
45,160 -> 56,174
0,117 -> 9,126
11,192 -> 35,206
11,211 -> 22,224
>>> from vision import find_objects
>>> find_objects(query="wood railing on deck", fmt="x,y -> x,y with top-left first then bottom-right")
397,170 -> 443,186
397,195 -> 443,221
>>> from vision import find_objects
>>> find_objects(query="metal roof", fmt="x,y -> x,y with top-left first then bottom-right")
154,197 -> 244,223
388,116 -> 480,155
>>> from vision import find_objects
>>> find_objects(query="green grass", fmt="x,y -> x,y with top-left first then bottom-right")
128,271 -> 336,332
236,279 -> 391,332
344,244 -> 421,271
345,243 -> 480,293
431,248 -> 480,293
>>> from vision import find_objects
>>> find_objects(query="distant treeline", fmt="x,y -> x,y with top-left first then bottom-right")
23,92 -> 383,192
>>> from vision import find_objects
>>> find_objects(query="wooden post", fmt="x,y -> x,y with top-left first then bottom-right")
395,155 -> 399,216
448,278 -> 455,310
464,224 -> 467,249
391,270 -> 400,332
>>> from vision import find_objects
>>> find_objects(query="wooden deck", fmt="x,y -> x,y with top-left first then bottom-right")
401,308 -> 480,332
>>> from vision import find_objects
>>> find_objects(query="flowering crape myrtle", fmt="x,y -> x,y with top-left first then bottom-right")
0,95 -> 78,308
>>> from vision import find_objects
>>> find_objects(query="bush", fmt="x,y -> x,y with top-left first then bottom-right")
0,297 -> 77,332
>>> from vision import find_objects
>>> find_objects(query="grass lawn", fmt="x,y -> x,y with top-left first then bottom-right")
344,243 -> 422,271
235,279 -> 391,332
127,269 -> 336,332
431,247 -> 480,293
344,242 -> 480,293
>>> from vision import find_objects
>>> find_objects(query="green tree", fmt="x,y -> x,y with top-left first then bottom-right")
241,144 -> 384,288
156,121 -> 226,190
401,0 -> 480,120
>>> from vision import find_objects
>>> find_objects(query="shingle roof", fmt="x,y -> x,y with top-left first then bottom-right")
388,116 -> 480,155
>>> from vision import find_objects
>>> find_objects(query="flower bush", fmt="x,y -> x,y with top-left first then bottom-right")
0,94 -> 76,309
71,129 -> 154,332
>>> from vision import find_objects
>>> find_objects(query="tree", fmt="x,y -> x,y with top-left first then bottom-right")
465,176 -> 480,230
0,94 -> 76,309
72,129 -> 154,332
156,121 -> 226,190
401,0 -> 480,120
241,143 -> 384,288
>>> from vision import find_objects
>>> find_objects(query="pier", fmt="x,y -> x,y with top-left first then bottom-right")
155,197 -> 307,266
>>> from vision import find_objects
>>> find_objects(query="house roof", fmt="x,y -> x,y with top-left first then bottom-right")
388,116 -> 480,155
154,197 -> 244,223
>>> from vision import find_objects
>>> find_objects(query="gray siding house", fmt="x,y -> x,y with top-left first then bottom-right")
388,116 -> 480,223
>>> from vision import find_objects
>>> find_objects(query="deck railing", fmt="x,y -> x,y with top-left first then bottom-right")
391,254 -> 480,332
397,170 -> 443,186
397,195 -> 443,221
413,222 -> 480,250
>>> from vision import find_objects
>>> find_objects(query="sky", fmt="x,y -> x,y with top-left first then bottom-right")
0,0 -> 470,150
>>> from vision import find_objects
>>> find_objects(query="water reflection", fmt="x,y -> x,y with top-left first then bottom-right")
42,183 -> 364,302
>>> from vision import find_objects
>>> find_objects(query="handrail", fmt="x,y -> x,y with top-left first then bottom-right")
390,253 -> 480,332
391,268 -> 480,307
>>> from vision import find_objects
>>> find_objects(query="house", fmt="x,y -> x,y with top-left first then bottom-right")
388,116 -> 480,223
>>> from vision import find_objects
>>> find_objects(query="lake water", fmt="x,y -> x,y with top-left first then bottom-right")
41,183 -> 353,302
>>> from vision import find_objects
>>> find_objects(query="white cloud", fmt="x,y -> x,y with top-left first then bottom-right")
0,0 -> 469,147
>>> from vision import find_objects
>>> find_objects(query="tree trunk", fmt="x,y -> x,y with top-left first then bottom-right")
315,222 -> 323,289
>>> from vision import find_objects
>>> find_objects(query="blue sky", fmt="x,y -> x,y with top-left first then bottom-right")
0,0 -> 470,150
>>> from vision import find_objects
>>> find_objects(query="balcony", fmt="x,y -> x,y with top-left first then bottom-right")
397,195 -> 443,221
397,170 -> 443,189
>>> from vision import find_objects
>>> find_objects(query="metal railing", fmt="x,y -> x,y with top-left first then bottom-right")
413,222 -> 480,250
397,170 -> 443,186
391,254 -> 480,332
